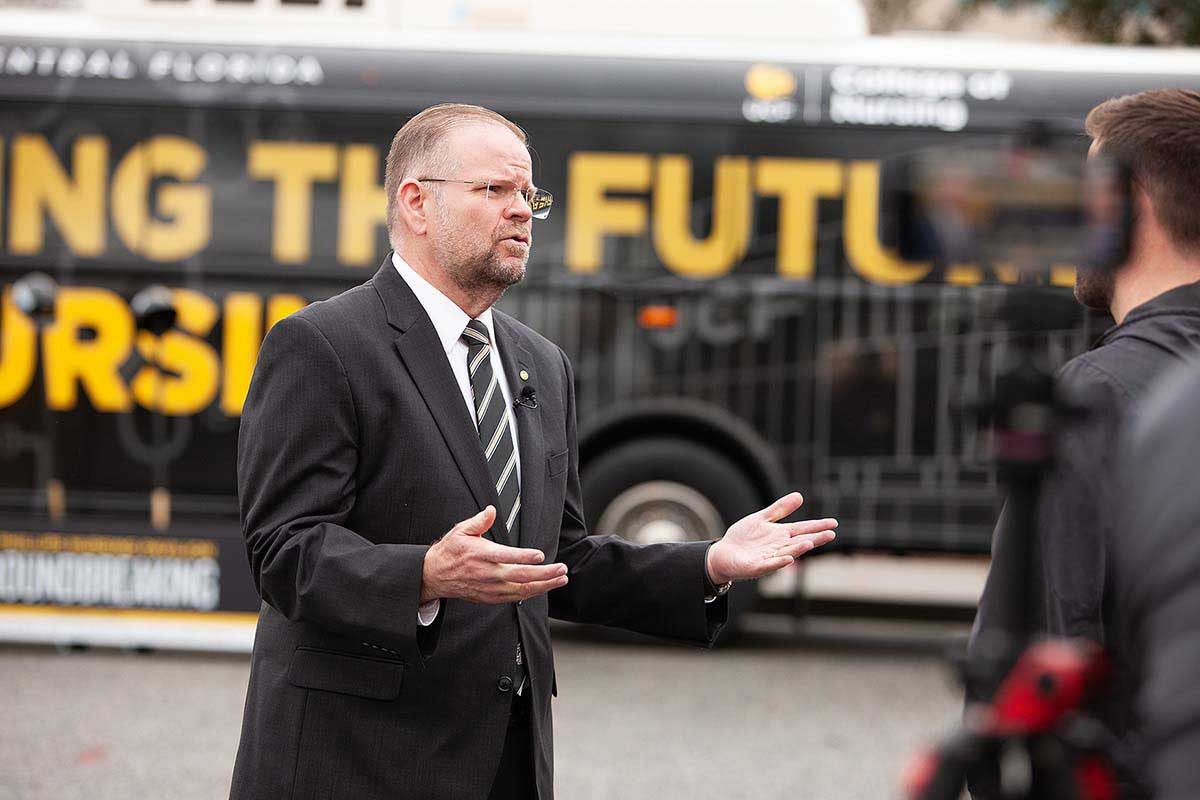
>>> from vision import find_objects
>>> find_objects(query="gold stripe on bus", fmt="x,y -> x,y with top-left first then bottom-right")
0,604 -> 258,625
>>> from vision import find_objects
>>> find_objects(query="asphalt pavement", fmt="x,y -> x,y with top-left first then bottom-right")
1,616 -> 967,800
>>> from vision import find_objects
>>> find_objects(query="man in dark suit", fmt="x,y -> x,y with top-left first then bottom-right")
230,103 -> 838,800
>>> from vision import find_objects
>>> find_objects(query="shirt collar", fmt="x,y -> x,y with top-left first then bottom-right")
391,251 -> 496,355
1124,278 -> 1200,321
1092,278 -> 1200,349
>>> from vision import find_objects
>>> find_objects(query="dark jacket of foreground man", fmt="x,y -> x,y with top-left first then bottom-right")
229,260 -> 725,800
969,280 -> 1200,798
1112,363 -> 1200,800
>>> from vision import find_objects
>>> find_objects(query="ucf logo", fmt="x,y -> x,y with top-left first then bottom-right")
742,63 -> 798,123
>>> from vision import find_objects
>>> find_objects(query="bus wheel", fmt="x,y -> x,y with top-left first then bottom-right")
583,438 -> 762,638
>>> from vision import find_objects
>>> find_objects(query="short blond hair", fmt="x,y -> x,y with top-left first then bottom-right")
384,104 -> 528,242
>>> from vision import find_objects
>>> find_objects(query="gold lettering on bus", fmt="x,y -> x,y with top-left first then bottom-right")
1051,265 -> 1076,287
0,285 -> 312,415
653,156 -> 753,280
131,289 -> 219,415
755,158 -> 843,279
843,161 -> 931,286
43,287 -> 133,412
946,265 -> 983,285
338,145 -> 387,267
0,287 -> 35,409
9,134 -> 108,257
944,263 -> 1076,287
111,136 -> 212,262
566,152 -> 652,273
266,294 -> 306,328
248,141 -> 338,264
220,292 -> 306,416
568,154 -> 924,283
220,292 -> 261,417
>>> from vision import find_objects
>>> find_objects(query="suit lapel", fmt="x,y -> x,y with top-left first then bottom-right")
373,258 -> 505,540
494,313 -> 545,549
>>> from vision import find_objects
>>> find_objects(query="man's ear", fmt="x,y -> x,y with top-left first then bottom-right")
1130,183 -> 1159,246
396,179 -> 430,237
1132,183 -> 1150,222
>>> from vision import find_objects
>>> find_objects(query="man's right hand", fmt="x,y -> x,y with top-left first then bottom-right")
419,506 -> 569,604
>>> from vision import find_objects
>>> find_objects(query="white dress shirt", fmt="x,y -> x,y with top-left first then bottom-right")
391,252 -> 522,625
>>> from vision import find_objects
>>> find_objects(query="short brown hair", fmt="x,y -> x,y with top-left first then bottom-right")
384,104 -> 528,241
1086,88 -> 1200,257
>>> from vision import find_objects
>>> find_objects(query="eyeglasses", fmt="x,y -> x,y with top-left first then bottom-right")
417,178 -> 554,220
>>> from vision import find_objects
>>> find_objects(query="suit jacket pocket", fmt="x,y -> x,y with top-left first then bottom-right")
547,448 -> 569,477
288,646 -> 404,700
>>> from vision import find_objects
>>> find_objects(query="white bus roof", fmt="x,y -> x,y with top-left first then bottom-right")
3,0 -> 1200,76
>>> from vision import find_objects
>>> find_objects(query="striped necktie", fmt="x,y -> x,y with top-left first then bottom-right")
463,319 -> 527,693
461,319 -> 521,541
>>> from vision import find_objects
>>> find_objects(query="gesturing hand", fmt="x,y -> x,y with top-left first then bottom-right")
420,506 -> 569,604
705,492 -> 837,584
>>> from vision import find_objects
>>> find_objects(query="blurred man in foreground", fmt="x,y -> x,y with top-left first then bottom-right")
230,103 -> 837,800
1112,362 -> 1200,800
968,88 -> 1200,798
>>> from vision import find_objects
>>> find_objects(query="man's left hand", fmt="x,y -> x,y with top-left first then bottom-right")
706,492 -> 837,584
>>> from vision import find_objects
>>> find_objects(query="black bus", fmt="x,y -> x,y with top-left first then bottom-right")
2,16 -> 1198,641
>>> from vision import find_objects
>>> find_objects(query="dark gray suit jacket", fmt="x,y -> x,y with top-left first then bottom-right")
230,257 -> 725,800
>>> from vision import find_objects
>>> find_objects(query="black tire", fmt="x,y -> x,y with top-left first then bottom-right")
582,437 -> 763,640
